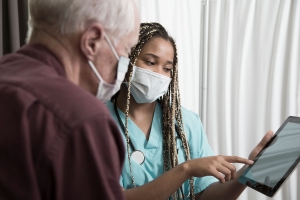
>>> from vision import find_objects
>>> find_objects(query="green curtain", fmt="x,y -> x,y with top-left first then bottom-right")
0,0 -> 28,57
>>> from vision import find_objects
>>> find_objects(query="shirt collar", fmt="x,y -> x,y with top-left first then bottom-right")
17,43 -> 66,77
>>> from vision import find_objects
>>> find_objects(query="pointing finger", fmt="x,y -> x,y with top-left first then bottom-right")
223,156 -> 254,165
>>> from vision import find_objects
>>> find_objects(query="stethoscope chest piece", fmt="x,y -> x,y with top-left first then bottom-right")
131,150 -> 145,165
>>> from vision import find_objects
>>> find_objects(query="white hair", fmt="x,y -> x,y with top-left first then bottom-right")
27,0 -> 135,44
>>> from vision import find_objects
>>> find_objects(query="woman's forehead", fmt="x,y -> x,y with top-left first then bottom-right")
139,37 -> 174,58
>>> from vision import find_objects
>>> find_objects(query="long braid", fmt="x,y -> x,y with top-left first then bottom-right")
126,22 -> 195,200
124,68 -> 136,187
170,36 -> 195,199
170,67 -> 179,199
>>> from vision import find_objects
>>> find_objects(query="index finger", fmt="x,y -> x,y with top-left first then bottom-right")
223,156 -> 254,165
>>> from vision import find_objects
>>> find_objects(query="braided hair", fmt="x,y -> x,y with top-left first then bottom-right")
124,22 -> 195,200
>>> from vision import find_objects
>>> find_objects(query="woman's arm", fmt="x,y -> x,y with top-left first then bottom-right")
124,155 -> 253,200
195,165 -> 248,200
124,161 -> 188,200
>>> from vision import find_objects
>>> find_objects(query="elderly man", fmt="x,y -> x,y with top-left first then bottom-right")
0,0 -> 140,199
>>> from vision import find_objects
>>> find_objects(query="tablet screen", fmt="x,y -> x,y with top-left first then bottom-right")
238,117 -> 300,197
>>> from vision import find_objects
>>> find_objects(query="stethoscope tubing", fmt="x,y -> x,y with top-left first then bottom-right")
114,97 -> 188,198
113,97 -> 145,165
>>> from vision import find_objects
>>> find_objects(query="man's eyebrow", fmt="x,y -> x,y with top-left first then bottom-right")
144,53 -> 173,65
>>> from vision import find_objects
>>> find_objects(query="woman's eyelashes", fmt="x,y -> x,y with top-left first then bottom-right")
142,59 -> 173,74
163,67 -> 172,72
145,60 -> 155,66
144,60 -> 172,69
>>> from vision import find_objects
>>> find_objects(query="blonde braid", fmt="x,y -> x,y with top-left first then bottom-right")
124,68 -> 136,187
174,68 -> 195,199
164,31 -> 195,199
123,24 -> 146,188
171,68 -> 178,169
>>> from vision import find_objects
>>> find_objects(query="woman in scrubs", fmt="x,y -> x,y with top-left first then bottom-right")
106,22 -> 273,200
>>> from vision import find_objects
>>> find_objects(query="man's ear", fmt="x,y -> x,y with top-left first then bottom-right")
80,23 -> 105,61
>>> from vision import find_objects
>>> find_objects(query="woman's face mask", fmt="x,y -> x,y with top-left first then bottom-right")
125,66 -> 172,103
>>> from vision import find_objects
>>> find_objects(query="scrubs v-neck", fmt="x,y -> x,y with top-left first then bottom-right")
106,101 -> 217,199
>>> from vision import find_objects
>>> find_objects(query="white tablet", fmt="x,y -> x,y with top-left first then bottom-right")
238,116 -> 300,197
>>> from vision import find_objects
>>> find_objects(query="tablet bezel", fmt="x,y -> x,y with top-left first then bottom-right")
238,116 -> 300,197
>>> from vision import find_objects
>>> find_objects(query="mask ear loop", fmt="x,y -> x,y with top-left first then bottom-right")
88,60 -> 115,87
103,32 -> 119,60
88,60 -> 103,81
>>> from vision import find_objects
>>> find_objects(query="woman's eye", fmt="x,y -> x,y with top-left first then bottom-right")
145,61 -> 155,66
164,68 -> 172,72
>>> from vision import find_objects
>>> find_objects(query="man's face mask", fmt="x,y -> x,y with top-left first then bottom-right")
88,32 -> 129,103
125,66 -> 172,103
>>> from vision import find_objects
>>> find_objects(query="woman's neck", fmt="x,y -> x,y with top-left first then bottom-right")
116,84 -> 156,139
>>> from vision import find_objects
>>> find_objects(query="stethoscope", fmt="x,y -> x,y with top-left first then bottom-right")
114,97 -> 189,198
113,98 -> 186,165
114,98 -> 145,165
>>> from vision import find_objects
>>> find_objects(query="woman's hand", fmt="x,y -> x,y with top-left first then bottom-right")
184,155 -> 254,183
248,130 -> 274,160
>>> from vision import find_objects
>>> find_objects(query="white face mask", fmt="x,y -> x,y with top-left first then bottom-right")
125,66 -> 172,103
88,33 -> 129,102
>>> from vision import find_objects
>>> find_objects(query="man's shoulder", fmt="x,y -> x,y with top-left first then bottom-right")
2,77 -> 110,129
0,51 -> 111,130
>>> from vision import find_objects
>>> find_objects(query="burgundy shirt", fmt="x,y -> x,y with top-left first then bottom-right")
0,44 -> 125,200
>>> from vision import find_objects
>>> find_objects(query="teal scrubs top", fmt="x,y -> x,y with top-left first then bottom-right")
106,101 -> 217,199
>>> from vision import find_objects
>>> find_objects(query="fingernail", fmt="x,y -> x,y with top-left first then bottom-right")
249,160 -> 254,164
